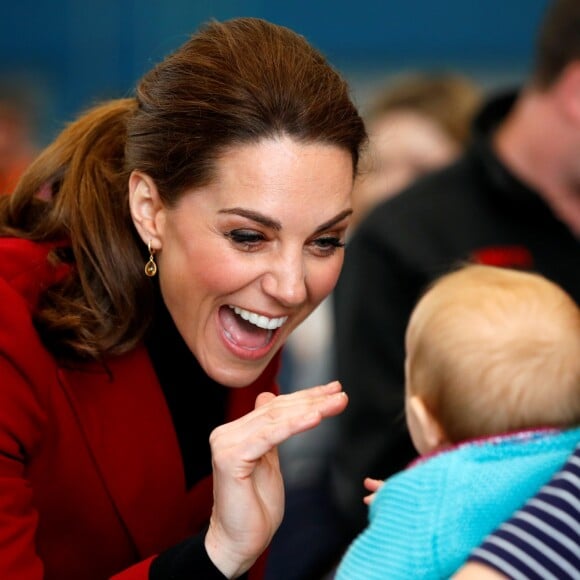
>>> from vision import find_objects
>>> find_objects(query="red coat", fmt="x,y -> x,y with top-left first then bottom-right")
0,238 -> 279,579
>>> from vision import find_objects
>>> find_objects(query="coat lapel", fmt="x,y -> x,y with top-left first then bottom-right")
57,346 -> 191,557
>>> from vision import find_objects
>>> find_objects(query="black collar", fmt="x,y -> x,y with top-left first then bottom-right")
145,280 -> 228,490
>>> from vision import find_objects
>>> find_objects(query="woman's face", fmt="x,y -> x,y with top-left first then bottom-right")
151,136 -> 353,387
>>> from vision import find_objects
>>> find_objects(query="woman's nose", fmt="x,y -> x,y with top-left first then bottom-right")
261,253 -> 308,307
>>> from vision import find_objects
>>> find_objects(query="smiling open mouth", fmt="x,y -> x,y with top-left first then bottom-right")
219,305 -> 288,351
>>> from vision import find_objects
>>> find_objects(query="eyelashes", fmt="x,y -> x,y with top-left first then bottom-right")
314,236 -> 345,250
225,229 -> 263,245
225,229 -> 345,256
224,229 -> 267,253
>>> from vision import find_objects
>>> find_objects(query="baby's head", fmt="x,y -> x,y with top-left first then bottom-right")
404,264 -> 580,455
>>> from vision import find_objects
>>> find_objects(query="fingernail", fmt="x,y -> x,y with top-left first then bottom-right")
323,380 -> 341,390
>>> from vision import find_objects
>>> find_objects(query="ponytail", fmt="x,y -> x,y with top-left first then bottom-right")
0,98 -> 152,360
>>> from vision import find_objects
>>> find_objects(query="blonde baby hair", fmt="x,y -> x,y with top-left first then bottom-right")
405,264 -> 580,443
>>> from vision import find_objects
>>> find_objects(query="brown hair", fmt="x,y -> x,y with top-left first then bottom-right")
532,0 -> 580,88
405,264 -> 580,442
0,17 -> 366,361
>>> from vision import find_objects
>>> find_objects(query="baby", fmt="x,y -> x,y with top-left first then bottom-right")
335,264 -> 580,579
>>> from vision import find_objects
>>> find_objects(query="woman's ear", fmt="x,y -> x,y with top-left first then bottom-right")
129,170 -> 165,249
406,395 -> 449,455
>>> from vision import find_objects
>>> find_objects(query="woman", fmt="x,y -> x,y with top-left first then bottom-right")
0,17 -> 366,579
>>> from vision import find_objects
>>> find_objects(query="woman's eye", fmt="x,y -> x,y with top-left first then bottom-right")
312,236 -> 345,256
226,229 -> 265,250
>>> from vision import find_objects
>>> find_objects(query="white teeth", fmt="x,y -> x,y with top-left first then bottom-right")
229,305 -> 288,330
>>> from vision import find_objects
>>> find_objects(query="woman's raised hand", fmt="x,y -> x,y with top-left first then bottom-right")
204,381 -> 347,578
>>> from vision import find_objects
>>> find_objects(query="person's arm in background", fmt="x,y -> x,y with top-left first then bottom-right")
453,563 -> 507,579
453,443 -> 580,580
331,216 -> 422,533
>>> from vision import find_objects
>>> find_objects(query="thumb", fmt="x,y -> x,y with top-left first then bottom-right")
255,391 -> 276,409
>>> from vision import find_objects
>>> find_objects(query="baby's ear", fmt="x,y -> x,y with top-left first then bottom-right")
407,395 -> 449,455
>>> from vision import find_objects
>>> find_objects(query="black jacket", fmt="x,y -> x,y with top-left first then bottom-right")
331,90 -> 580,532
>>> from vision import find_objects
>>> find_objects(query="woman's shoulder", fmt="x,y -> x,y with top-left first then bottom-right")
0,237 -> 66,367
0,239 -> 67,438
0,237 -> 70,310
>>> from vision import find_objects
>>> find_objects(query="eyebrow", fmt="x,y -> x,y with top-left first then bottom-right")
314,209 -> 353,233
219,208 -> 282,230
218,207 -> 353,233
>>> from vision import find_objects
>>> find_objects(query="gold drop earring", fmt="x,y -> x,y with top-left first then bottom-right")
144,240 -> 158,277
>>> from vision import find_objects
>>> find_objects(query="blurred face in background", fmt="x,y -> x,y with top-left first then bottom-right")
350,109 -> 460,230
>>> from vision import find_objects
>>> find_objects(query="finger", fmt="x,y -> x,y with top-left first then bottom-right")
363,493 -> 376,505
211,389 -> 347,465
242,381 -> 346,428
243,389 -> 348,447
363,477 -> 383,492
255,391 -> 276,408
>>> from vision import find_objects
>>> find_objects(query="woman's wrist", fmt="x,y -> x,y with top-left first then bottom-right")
204,524 -> 257,579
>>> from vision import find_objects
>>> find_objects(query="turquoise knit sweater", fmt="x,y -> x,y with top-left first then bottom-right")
334,427 -> 580,580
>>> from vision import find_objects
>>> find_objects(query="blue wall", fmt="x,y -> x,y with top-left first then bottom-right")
1,0 -> 550,144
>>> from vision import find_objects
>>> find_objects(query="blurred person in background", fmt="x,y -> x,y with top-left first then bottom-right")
331,0 -> 580,553
0,82 -> 38,195
350,72 -> 482,230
